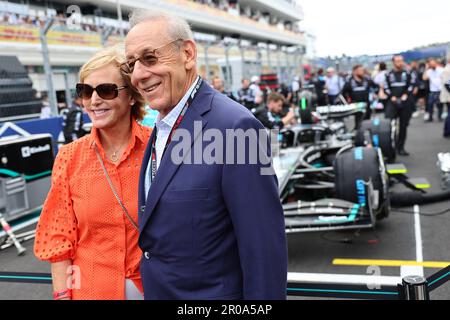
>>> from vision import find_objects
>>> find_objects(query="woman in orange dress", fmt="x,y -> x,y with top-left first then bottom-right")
34,46 -> 151,300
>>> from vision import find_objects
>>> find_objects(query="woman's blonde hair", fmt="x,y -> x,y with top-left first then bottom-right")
78,45 -> 146,121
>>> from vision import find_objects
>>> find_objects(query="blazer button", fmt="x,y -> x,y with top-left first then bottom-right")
144,251 -> 150,260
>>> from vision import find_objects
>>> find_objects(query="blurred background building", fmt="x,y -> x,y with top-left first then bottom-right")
0,0 -> 309,106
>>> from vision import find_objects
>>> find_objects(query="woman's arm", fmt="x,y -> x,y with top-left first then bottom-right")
34,145 -> 78,299
51,260 -> 72,299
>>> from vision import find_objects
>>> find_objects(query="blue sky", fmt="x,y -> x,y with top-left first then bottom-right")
299,0 -> 450,57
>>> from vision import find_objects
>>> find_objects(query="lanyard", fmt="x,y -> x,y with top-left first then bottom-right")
150,76 -> 202,182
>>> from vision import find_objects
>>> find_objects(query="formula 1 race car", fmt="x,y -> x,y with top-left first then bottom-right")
275,139 -> 389,233
274,98 -> 394,233
284,96 -> 396,163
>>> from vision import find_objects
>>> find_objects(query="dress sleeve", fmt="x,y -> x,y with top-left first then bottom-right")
34,145 -> 77,263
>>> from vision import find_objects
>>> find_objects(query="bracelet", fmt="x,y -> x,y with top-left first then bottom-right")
53,289 -> 72,300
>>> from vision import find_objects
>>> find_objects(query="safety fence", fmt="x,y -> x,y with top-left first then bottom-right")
286,265 -> 450,300
1,265 -> 449,300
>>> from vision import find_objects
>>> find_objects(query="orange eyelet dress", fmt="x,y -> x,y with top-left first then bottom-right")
34,119 -> 151,299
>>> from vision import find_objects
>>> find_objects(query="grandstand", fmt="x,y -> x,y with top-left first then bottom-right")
0,0 -> 307,107
315,42 -> 450,73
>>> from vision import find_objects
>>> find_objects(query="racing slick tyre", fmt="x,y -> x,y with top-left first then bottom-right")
334,146 -> 390,220
299,106 -> 313,125
299,95 -> 314,124
355,118 -> 396,163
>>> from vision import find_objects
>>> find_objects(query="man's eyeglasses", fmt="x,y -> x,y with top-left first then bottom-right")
76,83 -> 128,100
121,38 -> 183,74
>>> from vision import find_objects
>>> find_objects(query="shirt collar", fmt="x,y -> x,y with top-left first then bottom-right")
155,77 -> 200,130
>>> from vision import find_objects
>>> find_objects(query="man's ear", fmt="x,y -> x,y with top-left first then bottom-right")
182,40 -> 197,71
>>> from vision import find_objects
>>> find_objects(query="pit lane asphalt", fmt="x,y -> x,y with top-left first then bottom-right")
1,114 -> 449,300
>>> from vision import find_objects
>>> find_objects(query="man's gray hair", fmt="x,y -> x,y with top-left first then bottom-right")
128,9 -> 194,41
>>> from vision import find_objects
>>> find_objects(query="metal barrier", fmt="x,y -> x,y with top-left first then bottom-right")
0,265 -> 449,300
286,264 -> 450,300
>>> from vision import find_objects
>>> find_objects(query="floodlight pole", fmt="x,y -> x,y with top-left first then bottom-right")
40,18 -> 58,116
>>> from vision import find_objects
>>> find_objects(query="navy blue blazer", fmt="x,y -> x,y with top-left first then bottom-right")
138,82 -> 287,300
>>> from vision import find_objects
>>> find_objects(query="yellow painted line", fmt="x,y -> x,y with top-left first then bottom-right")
333,259 -> 450,269
414,184 -> 431,189
387,169 -> 408,174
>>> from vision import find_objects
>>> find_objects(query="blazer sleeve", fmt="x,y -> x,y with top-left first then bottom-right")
34,145 -> 78,263
221,115 -> 288,299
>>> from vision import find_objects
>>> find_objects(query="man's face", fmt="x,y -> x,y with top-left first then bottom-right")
354,66 -> 364,78
212,78 -> 224,92
125,20 -> 196,115
429,59 -> 437,69
242,79 -> 250,89
268,100 -> 283,114
393,56 -> 404,70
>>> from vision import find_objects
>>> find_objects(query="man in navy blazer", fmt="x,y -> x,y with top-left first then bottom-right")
125,9 -> 287,300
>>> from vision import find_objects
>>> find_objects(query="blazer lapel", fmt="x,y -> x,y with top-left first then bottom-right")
140,82 -> 213,232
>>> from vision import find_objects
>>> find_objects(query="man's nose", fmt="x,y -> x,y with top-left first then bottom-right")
131,60 -> 150,85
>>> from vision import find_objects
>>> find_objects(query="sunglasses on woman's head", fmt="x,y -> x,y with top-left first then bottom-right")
76,83 -> 128,100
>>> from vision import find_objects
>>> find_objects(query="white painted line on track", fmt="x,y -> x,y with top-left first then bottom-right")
414,205 -> 424,263
288,272 -> 401,286
401,205 -> 424,277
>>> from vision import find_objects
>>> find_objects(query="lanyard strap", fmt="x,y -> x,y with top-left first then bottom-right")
150,76 -> 203,182
94,145 -> 139,231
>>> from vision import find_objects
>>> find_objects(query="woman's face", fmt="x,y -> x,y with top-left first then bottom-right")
82,64 -> 135,130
